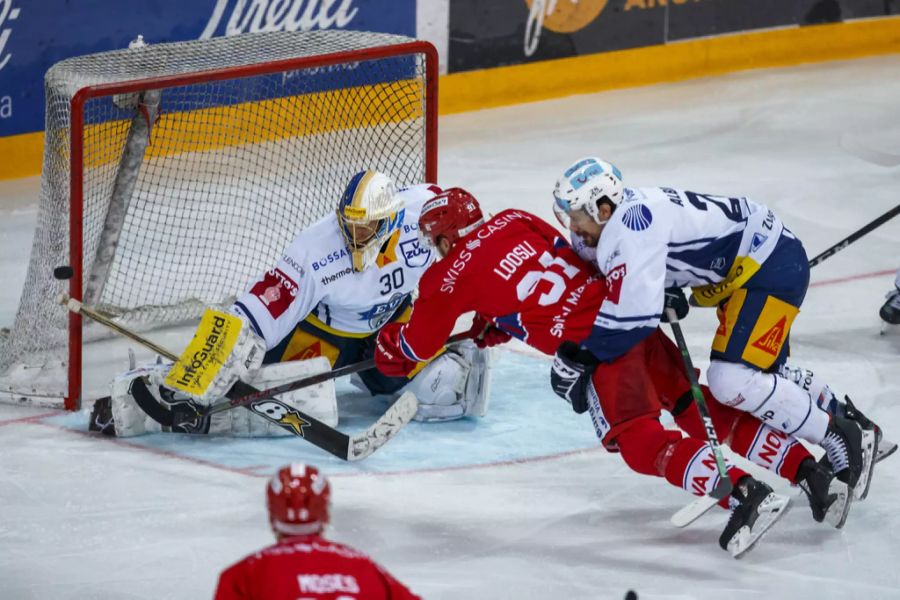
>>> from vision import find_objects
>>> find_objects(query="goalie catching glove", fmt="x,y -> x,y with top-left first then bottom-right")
164,308 -> 266,404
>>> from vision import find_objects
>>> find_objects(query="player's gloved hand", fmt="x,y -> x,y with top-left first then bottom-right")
375,322 -> 419,377
467,313 -> 512,349
661,287 -> 689,323
550,341 -> 598,414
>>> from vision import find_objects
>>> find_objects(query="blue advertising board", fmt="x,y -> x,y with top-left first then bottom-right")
0,0 -> 417,137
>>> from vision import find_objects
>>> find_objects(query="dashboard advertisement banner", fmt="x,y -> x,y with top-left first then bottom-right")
0,0 -> 416,138
447,0 -> 899,73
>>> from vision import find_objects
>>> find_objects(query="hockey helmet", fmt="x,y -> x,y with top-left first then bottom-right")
418,187 -> 484,249
553,157 -> 623,226
337,170 -> 404,272
267,463 -> 331,537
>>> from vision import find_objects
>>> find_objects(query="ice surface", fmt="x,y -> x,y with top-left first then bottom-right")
1,55 -> 899,599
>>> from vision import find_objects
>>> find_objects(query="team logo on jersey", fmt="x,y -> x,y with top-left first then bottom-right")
750,232 -> 768,253
358,292 -> 408,330
622,204 -> 653,231
750,316 -> 787,356
250,268 -> 298,319
399,238 -> 431,268
606,263 -> 627,304
709,257 -> 727,271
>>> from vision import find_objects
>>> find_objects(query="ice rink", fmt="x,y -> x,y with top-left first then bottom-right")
1,54 -> 899,599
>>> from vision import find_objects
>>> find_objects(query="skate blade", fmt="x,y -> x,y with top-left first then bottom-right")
824,479 -> 852,529
728,493 -> 791,559
853,428 -> 878,501
876,439 -> 897,464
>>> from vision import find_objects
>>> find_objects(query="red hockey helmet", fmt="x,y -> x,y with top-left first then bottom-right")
418,187 -> 484,248
267,463 -> 331,537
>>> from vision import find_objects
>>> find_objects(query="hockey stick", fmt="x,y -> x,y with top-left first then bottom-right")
177,330 -> 472,427
665,307 -> 733,500
807,203 -> 900,268
56,286 -> 417,461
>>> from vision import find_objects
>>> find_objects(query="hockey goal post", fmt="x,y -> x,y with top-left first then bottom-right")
0,30 -> 438,410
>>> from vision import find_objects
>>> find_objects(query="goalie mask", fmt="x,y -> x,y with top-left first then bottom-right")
553,157 -> 624,227
337,170 -> 404,272
267,463 -> 331,537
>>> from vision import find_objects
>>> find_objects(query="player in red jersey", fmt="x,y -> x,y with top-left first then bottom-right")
373,188 -> 845,557
214,464 -> 419,600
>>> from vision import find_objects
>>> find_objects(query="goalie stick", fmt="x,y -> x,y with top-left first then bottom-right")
169,329 -> 471,427
55,279 -> 419,461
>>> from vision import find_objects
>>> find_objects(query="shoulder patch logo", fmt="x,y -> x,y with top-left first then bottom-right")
606,263 -> 627,304
751,316 -> 786,356
622,204 -> 653,231
250,268 -> 298,319
750,232 -> 768,253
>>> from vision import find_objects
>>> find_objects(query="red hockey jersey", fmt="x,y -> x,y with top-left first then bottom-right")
214,534 -> 420,600
397,209 -> 609,361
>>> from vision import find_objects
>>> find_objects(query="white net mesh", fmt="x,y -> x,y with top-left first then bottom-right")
0,30 -> 434,407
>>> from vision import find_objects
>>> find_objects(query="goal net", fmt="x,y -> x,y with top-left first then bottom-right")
0,30 -> 437,410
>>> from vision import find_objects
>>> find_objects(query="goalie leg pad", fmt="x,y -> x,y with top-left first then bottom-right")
208,357 -> 337,437
707,359 -> 829,444
404,341 -> 492,423
164,309 -> 266,404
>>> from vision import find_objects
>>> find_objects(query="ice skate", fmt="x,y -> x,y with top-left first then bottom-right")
88,396 -> 116,436
820,414 -> 878,502
719,477 -> 790,558
841,395 -> 896,470
796,457 -> 851,528
879,287 -> 900,326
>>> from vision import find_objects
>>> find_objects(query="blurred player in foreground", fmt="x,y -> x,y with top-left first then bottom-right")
215,463 -> 420,600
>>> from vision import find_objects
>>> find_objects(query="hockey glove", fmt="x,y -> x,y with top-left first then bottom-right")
375,322 -> 420,377
661,287 -> 690,323
550,341 -> 599,414
467,313 -> 512,349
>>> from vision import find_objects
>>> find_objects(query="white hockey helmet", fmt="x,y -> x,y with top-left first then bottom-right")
337,170 -> 404,272
553,157 -> 624,226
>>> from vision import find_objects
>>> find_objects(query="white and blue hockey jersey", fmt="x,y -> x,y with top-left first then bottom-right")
232,184 -> 438,349
587,186 -> 790,360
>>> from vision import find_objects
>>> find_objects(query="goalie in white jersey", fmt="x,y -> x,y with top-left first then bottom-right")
552,157 -> 890,517
90,171 -> 491,438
